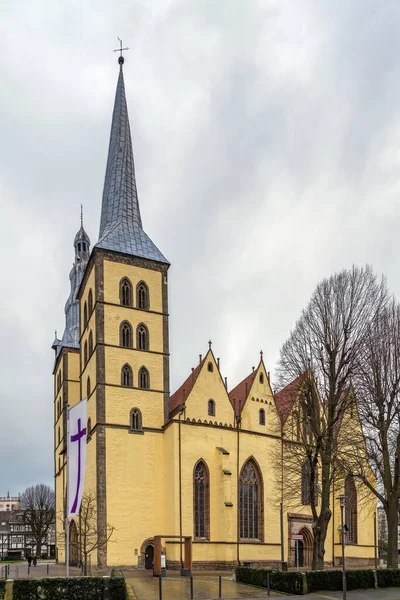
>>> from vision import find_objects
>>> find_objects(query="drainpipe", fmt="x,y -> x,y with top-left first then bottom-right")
280,425 -> 284,566
236,405 -> 241,566
178,401 -> 185,570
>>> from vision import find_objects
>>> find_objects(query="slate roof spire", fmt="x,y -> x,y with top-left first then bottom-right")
96,56 -> 169,264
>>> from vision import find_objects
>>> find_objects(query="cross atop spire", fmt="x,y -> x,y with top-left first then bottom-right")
113,37 -> 129,66
95,56 -> 169,264
81,204 -> 83,227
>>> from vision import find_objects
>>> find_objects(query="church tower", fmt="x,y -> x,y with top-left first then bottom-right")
53,213 -> 91,561
78,54 -> 170,566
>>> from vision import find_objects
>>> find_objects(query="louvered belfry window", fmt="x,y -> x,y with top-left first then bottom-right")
239,459 -> 262,540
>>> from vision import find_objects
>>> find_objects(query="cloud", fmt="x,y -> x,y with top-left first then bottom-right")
1,0 -> 400,492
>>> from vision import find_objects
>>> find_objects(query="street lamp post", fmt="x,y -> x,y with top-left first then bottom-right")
338,494 -> 346,600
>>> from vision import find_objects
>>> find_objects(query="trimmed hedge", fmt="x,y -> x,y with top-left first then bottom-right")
236,567 -> 303,595
307,569 -> 375,593
13,576 -> 127,600
377,568 -> 400,588
110,569 -> 127,600
0,580 -> 5,600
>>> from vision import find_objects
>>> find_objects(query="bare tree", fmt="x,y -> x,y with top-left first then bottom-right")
339,298 -> 400,568
20,484 -> 55,559
57,492 -> 115,574
276,265 -> 387,570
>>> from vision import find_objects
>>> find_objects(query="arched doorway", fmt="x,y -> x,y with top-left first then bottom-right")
69,520 -> 79,566
145,544 -> 154,569
299,527 -> 313,569
297,540 -> 305,567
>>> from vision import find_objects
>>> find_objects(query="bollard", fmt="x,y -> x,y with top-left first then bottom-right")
47,563 -> 49,575
190,575 -> 194,599
159,574 -> 162,600
267,573 -> 270,596
218,575 -> 222,599
28,565 -> 30,576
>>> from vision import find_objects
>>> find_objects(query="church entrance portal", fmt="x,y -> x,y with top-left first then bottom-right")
297,540 -> 304,567
145,544 -> 154,569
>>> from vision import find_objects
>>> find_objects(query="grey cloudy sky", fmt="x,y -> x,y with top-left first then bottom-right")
1,0 -> 400,493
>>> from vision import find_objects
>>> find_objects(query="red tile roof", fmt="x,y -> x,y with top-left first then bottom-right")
228,370 -> 257,415
274,374 -> 305,425
169,356 -> 207,417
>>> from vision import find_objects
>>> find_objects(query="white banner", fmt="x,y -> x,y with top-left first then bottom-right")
67,399 -> 88,518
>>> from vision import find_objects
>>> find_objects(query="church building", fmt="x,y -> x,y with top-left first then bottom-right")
53,56 -> 376,570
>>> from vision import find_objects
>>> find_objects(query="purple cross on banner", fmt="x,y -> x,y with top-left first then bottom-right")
67,399 -> 88,517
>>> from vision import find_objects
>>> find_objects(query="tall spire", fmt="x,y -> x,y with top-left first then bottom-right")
96,56 -> 168,264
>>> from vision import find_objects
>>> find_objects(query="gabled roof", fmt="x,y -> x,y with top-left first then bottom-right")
169,356 -> 207,416
95,63 -> 169,265
228,370 -> 257,416
274,374 -> 305,425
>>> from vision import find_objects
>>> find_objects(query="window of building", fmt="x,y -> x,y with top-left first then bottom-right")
194,460 -> 210,539
137,323 -> 149,351
138,367 -> 150,390
120,278 -> 133,307
120,321 -> 133,348
239,458 -> 263,540
84,341 -> 88,365
87,377 -> 91,398
87,418 -> 91,441
84,301 -> 88,327
121,364 -> 133,387
88,289 -> 93,314
259,373 -> 264,384
137,281 -> 149,310
301,460 -> 312,505
208,399 -> 215,417
345,476 -> 358,543
130,408 -> 142,431
259,408 -> 265,425
58,427 -> 60,445
207,362 -> 213,373
88,330 -> 93,355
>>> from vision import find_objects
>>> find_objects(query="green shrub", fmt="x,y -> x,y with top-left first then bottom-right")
307,569 -> 374,593
377,568 -> 400,588
13,577 -> 104,600
110,569 -> 127,600
236,567 -> 303,595
0,580 -> 5,600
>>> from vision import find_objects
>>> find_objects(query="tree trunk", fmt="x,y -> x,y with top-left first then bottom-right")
312,521 -> 328,570
83,553 -> 88,576
386,502 -> 399,568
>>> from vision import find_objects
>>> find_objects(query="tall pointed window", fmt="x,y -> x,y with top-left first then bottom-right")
207,362 -> 213,373
194,460 -> 210,540
87,377 -> 91,398
120,278 -> 133,307
88,289 -> 93,314
58,427 -> 60,445
138,367 -> 150,390
84,341 -> 88,366
239,458 -> 263,540
301,460 -> 312,505
137,323 -> 149,351
137,281 -> 149,310
88,330 -> 93,355
87,418 -> 92,441
121,364 -> 133,387
130,408 -> 142,431
120,321 -> 133,348
345,476 -> 358,543
259,373 -> 264,384
208,399 -> 215,416
84,302 -> 88,328
259,408 -> 265,425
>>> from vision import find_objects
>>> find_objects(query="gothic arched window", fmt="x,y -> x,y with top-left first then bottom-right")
88,330 -> 93,355
58,426 -> 60,444
138,367 -> 150,390
239,458 -> 263,540
84,301 -> 88,328
345,476 -> 358,543
87,377 -> 91,398
259,408 -> 265,425
120,321 -> 133,348
84,341 -> 88,366
259,373 -> 264,384
137,323 -> 149,351
301,460 -> 312,505
137,281 -> 149,310
207,362 -> 213,373
121,364 -> 133,387
194,460 -> 210,540
208,399 -> 215,416
88,289 -> 93,314
130,408 -> 142,431
120,278 -> 133,307
87,418 -> 92,441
